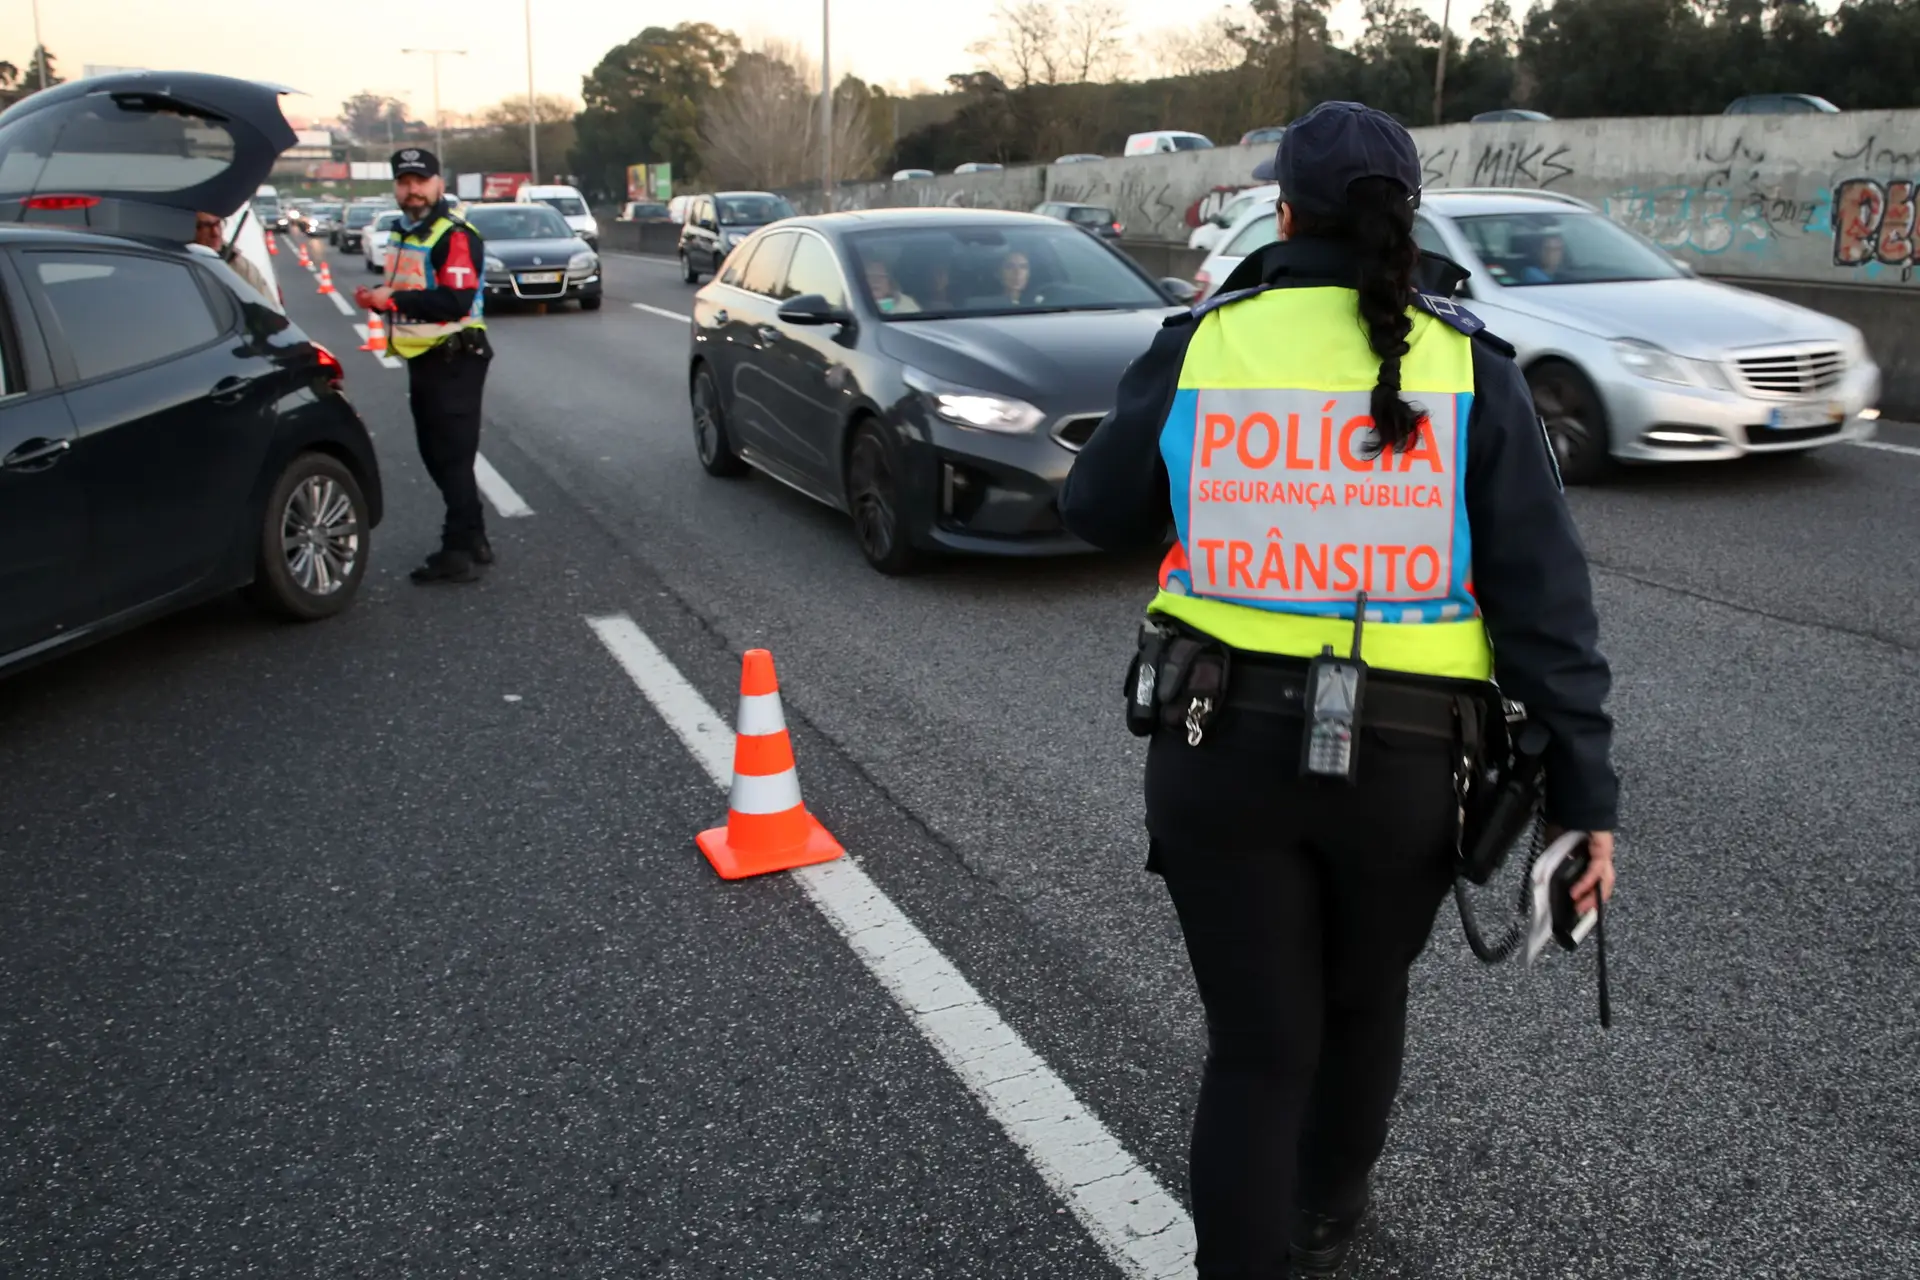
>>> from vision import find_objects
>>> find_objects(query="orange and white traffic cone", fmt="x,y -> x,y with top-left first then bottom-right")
696,650 -> 844,880
266,231 -> 278,256
359,311 -> 387,353
317,262 -> 335,295
297,242 -> 311,269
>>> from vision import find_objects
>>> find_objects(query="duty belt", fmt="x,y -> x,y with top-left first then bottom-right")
1224,657 -> 1472,740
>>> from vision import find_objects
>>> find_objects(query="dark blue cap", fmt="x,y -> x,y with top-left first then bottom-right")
1272,101 -> 1420,215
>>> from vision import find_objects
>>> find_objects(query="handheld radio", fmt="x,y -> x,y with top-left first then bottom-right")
1301,593 -> 1368,782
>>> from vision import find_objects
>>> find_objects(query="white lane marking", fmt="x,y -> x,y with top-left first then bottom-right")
328,291 -> 355,316
584,614 -> 1196,1280
1849,438 -> 1920,459
474,454 -> 533,518
632,302 -> 692,324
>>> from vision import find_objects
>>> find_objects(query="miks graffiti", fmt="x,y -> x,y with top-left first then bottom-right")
1051,173 -> 1183,236
1831,178 -> 1917,274
1420,141 -> 1576,190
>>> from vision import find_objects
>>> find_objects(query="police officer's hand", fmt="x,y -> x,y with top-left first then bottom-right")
1552,828 -> 1615,915
364,285 -> 395,311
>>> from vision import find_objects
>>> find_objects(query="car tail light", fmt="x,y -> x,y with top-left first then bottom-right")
25,194 -> 101,210
313,343 -> 345,389
1112,221 -> 1124,236
1194,269 -> 1212,299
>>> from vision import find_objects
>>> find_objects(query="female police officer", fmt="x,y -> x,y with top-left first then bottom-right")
1059,101 -> 1618,1277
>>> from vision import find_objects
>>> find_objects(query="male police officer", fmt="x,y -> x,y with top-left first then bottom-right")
357,148 -> 494,584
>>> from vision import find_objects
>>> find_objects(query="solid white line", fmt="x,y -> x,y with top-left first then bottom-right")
584,614 -> 1195,1279
632,302 -> 692,324
1849,438 -> 1920,459
328,291 -> 355,316
474,454 -> 533,518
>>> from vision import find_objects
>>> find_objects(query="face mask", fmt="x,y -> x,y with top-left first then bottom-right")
877,296 -> 896,314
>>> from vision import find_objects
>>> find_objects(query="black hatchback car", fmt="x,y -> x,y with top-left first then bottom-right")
678,191 -> 796,284
0,71 -> 383,675
687,209 -> 1197,573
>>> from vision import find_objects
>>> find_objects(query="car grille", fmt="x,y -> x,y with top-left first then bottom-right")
1052,414 -> 1106,451
1734,345 -> 1846,398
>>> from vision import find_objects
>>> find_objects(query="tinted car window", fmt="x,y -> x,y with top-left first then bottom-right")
782,234 -> 846,306
0,96 -> 236,194
720,238 -> 756,286
1223,212 -> 1278,256
535,196 -> 588,217
344,206 -> 384,228
466,205 -> 572,239
846,222 -> 1167,318
1170,135 -> 1213,151
30,252 -> 221,382
1456,211 -> 1685,286
1412,217 -> 1450,259
1066,206 -> 1112,225
718,195 -> 795,225
739,232 -> 796,296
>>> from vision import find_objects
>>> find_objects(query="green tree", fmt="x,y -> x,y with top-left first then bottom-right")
571,23 -> 740,202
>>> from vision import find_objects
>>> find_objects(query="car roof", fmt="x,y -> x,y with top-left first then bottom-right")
1421,189 -> 1597,217
0,222 -> 196,253
780,208 -> 1061,233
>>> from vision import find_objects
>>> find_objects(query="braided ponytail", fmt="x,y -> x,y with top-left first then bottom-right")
1291,176 -> 1426,456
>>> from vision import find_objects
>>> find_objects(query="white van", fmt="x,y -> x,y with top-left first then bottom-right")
516,183 -> 598,246
1124,130 -> 1214,157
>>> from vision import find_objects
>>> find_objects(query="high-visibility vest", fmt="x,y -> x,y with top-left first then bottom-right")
1149,285 -> 1494,681
386,214 -> 485,359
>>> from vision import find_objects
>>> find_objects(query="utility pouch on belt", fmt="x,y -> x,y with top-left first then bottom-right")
1458,714 -> 1550,885
1124,621 -> 1173,737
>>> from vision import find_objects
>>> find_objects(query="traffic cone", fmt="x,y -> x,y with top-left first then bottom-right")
318,263 -> 335,295
359,311 -> 387,353
696,650 -> 844,880
298,242 -> 311,268
266,231 -> 278,256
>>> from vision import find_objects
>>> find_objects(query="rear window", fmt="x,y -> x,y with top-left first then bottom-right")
1065,206 -> 1112,225
1169,135 -> 1213,151
345,206 -> 383,227
1223,212 -> 1278,257
0,95 -> 236,194
718,194 -> 795,225
30,251 -> 222,382
535,196 -> 588,217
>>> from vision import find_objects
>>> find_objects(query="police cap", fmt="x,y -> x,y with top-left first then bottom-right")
391,147 -> 441,179
1273,101 -> 1421,215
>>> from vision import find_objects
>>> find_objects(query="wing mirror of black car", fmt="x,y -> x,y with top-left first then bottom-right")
777,293 -> 855,326
1160,277 -> 1200,305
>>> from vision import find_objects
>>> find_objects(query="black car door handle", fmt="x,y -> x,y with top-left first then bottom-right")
755,325 -> 780,347
712,309 -> 729,326
210,375 -> 249,405
2,437 -> 72,471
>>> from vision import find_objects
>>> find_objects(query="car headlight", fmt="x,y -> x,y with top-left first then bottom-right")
904,368 -> 1045,434
1839,327 -> 1870,367
568,250 -> 597,273
1612,339 -> 1727,389
485,256 -> 506,273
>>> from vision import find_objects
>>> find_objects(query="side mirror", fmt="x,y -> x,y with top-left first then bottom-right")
1160,277 -> 1200,305
1208,212 -> 1230,228
777,293 -> 854,326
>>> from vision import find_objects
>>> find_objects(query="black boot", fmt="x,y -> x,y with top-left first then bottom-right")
410,548 -> 481,585
472,533 -> 494,566
1289,1197 -> 1369,1275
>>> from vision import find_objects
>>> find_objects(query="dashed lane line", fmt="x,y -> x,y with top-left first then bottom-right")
328,291 -> 355,316
632,302 -> 692,324
1850,438 -> 1920,459
475,454 -> 533,519
584,613 -> 1196,1280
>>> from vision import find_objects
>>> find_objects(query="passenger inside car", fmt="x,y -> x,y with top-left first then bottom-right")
863,259 -> 920,314
1519,231 -> 1567,284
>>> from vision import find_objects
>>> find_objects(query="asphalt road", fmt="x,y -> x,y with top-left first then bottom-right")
4,233 -> 1917,1279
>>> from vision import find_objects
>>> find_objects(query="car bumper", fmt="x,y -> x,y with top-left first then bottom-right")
899,409 -> 1098,555
1602,361 -> 1882,462
484,272 -> 603,303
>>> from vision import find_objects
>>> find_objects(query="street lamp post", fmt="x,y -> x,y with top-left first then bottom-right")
821,0 -> 834,211
401,48 -> 467,166
31,0 -> 48,89
524,0 -> 540,181
1433,0 -> 1453,126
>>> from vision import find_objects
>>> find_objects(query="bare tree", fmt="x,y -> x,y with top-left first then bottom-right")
481,92 -> 578,129
1144,9 -> 1250,79
1059,1 -> 1132,83
699,41 -> 889,191
968,1 -> 1063,89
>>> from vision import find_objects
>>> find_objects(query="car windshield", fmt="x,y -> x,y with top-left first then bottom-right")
345,206 -> 383,227
1170,135 -> 1213,151
467,205 -> 575,239
374,211 -> 403,231
718,194 -> 794,225
536,195 -> 588,217
845,222 -> 1167,320
633,203 -> 667,217
252,198 -> 279,214
312,204 -> 341,217
1454,211 -> 1685,286
1223,211 -> 1278,256
1065,206 -> 1113,225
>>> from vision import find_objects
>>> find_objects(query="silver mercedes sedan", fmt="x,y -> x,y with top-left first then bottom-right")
1413,190 -> 1880,483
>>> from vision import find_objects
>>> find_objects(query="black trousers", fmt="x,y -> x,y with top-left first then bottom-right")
1146,713 -> 1459,1279
406,345 -> 489,552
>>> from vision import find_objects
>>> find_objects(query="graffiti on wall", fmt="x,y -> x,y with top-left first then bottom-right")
1831,178 -> 1917,275
1420,140 -> 1577,190
1051,172 -> 1185,237
1602,184 -> 1828,257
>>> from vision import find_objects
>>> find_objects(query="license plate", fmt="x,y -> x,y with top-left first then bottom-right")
1768,402 -> 1843,430
519,271 -> 562,285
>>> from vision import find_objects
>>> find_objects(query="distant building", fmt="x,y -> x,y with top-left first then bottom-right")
272,129 -> 338,177
82,64 -> 149,78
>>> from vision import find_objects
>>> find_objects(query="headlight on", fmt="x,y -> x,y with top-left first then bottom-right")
904,368 -> 1045,434
568,250 -> 597,273
1611,339 -> 1723,388
485,256 -> 506,273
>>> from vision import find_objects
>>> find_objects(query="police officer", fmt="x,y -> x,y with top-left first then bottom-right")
359,148 -> 494,585
1059,102 -> 1618,1277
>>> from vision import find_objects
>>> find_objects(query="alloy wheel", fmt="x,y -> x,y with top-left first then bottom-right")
849,434 -> 898,563
280,474 -> 361,596
693,375 -> 721,465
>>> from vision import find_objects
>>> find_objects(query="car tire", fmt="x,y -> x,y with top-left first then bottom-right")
681,251 -> 700,285
691,364 -> 748,478
580,294 -> 603,311
846,418 -> 919,575
1526,360 -> 1612,485
245,452 -> 370,622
